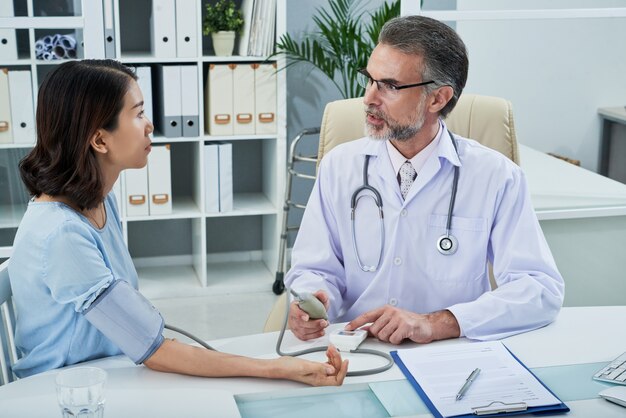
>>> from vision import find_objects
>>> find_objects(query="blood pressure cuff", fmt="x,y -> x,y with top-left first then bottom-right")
83,279 -> 164,364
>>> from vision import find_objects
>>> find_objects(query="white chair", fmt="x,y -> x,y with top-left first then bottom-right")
0,259 -> 19,385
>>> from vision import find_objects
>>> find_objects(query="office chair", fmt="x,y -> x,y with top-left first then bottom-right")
0,259 -> 18,385
268,94 -> 519,326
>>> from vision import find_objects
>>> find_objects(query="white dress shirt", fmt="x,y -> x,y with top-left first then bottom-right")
285,121 -> 564,340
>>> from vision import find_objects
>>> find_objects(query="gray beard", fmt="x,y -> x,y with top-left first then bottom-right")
365,101 -> 426,142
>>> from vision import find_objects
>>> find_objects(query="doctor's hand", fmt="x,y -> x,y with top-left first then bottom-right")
288,290 -> 330,341
274,345 -> 349,386
345,306 -> 460,345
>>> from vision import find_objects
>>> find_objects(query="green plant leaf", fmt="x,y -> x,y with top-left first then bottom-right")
275,0 -> 400,99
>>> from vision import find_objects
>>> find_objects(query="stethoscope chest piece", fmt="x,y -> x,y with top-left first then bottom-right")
437,234 -> 458,255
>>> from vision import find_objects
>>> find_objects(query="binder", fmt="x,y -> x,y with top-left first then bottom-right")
133,66 -> 154,124
82,0 -> 105,58
155,65 -> 182,138
204,144 -> 220,213
233,64 -> 255,135
150,0 -> 177,58
390,342 -> 569,418
0,69 -> 13,144
218,142 -> 233,212
125,166 -> 149,217
254,63 -> 277,134
206,64 -> 234,136
237,0 -> 255,56
102,0 -> 116,58
147,145 -> 173,215
0,1 -> 18,61
180,65 -> 199,137
7,70 -> 35,144
175,0 -> 197,58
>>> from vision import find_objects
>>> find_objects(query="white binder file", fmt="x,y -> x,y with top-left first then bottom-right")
0,1 -> 18,61
180,65 -> 199,137
8,70 -> 35,144
237,0 -> 254,56
125,166 -> 149,217
133,66 -> 153,123
0,69 -> 13,144
175,0 -> 197,58
218,142 -> 233,212
233,64 -> 255,135
155,65 -> 182,138
254,63 -> 277,134
82,0 -> 105,58
204,144 -> 220,213
206,64 -> 234,136
151,0 -> 177,58
147,145 -> 173,215
102,0 -> 116,58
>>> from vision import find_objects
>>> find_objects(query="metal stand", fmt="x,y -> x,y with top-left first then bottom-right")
273,128 -> 320,294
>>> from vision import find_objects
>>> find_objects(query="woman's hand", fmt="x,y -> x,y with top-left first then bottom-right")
274,345 -> 349,386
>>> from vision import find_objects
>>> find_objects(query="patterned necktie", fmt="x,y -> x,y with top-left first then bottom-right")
399,161 -> 417,200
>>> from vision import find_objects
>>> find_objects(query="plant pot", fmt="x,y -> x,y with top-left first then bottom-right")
211,31 -> 236,56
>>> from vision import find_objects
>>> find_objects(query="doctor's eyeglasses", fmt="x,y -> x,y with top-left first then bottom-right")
357,68 -> 435,98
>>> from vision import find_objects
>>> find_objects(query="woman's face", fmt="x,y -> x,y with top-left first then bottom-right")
102,79 -> 154,170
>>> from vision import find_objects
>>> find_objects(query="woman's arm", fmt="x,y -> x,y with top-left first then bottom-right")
144,339 -> 349,386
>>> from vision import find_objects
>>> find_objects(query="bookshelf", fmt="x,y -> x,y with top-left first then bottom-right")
0,0 -> 287,294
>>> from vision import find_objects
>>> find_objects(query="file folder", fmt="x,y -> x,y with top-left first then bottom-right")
147,145 -> 173,215
218,142 -> 233,212
102,0 -> 116,58
82,0 -> 105,58
151,0 -> 177,58
237,0 -> 254,56
180,65 -> 199,137
7,70 -> 35,144
0,69 -> 13,144
0,1 -> 17,61
233,64 -> 255,135
204,144 -> 220,213
125,166 -> 149,217
155,65 -> 182,138
175,0 -> 198,58
254,63 -> 277,134
133,66 -> 154,124
391,341 -> 569,418
206,64 -> 234,136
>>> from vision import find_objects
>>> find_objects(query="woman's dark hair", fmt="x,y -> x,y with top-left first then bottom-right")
379,16 -> 469,117
19,59 -> 137,209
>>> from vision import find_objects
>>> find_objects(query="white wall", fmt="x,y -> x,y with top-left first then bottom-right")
454,0 -> 626,170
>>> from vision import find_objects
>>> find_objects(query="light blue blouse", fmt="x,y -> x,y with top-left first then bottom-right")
9,193 -> 138,378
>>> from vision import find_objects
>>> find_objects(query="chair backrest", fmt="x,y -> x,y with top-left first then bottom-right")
318,94 -> 519,164
0,259 -> 18,385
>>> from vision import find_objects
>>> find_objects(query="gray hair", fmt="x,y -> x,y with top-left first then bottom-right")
378,15 -> 468,117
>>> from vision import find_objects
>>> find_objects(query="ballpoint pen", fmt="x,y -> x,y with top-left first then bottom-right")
456,368 -> 481,401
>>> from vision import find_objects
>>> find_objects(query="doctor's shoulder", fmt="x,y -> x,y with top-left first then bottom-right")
456,137 -> 520,176
318,136 -> 370,169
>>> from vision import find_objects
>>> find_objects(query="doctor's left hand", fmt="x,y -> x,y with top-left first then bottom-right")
345,306 -> 461,345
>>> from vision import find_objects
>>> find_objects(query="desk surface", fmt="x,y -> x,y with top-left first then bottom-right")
520,144 -> 626,220
1,306 -> 625,417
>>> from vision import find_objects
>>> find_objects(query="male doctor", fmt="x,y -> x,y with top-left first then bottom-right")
284,15 -> 564,344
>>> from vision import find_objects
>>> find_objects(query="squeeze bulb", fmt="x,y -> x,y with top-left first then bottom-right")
289,289 -> 328,320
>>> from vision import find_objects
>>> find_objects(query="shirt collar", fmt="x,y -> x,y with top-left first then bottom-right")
385,121 -> 443,177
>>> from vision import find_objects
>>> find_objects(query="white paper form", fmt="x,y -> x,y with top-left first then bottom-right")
395,341 -> 561,417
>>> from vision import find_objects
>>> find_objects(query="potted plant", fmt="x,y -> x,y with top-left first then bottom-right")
276,0 -> 400,99
203,0 -> 244,56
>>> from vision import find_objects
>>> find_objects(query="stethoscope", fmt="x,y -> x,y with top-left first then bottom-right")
351,130 -> 460,272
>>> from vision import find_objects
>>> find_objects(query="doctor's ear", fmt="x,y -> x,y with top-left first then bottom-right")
89,129 -> 109,155
427,85 -> 454,114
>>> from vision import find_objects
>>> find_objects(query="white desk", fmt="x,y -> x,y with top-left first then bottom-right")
1,307 -> 625,417
520,145 -> 626,306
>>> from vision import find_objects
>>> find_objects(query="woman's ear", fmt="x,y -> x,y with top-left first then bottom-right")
428,85 -> 454,114
89,129 -> 109,155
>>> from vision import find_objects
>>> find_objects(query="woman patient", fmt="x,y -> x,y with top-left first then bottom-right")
9,59 -> 347,385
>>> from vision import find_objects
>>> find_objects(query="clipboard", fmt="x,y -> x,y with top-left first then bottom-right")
390,343 -> 570,418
